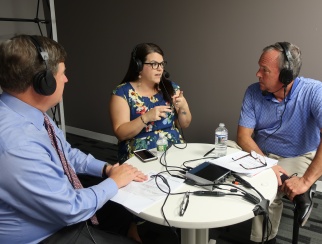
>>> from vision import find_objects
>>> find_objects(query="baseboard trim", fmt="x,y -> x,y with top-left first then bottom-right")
65,126 -> 118,145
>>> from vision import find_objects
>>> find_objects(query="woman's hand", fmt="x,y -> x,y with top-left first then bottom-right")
171,90 -> 192,128
172,91 -> 188,110
143,105 -> 172,122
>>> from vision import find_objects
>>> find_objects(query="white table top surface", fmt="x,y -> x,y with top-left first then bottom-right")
126,143 -> 278,229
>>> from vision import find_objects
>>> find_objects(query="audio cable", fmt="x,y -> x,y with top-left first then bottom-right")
232,173 -> 272,244
160,70 -> 188,150
157,151 -> 273,243
152,170 -> 273,244
151,173 -> 180,244
158,143 -> 191,180
184,178 -> 262,205
155,173 -> 264,207
262,86 -> 289,155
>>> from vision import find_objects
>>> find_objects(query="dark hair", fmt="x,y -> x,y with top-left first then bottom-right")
0,35 -> 67,93
121,43 -> 175,103
263,42 -> 302,79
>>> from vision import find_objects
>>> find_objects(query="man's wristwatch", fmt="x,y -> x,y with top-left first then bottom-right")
102,162 -> 109,178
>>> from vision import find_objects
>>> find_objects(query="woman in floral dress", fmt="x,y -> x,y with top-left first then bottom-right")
110,43 -> 192,163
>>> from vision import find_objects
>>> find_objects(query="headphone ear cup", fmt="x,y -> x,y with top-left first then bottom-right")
278,42 -> 294,87
33,70 -> 56,96
132,44 -> 143,73
132,57 -> 142,73
279,68 -> 293,86
136,59 -> 143,72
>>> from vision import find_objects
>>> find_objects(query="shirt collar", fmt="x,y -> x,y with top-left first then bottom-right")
287,77 -> 300,99
263,77 -> 300,101
0,92 -> 45,130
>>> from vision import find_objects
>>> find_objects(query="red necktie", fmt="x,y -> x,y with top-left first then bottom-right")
44,115 -> 99,225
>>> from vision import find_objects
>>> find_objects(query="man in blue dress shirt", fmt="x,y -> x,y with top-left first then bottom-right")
237,42 -> 322,243
0,35 -> 147,244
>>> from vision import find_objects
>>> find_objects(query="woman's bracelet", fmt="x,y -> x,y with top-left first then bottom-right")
140,115 -> 148,125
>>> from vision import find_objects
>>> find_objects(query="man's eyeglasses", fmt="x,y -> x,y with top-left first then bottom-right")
144,61 -> 167,70
232,150 -> 267,170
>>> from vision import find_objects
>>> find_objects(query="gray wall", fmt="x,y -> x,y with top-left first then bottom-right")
54,1 -> 322,143
0,0 -> 55,115
0,0 -> 48,93
0,0 -> 46,41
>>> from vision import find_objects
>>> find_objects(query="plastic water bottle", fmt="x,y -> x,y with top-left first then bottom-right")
156,132 -> 168,156
214,123 -> 228,157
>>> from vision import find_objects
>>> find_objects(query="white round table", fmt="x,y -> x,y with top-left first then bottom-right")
126,143 -> 278,244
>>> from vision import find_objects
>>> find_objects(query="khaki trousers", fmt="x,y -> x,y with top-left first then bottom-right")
226,140 -> 315,242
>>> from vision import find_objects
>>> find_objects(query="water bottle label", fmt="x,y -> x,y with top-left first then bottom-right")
216,135 -> 227,144
157,145 -> 167,152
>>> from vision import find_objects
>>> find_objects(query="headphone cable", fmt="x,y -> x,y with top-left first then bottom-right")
262,86 -> 288,155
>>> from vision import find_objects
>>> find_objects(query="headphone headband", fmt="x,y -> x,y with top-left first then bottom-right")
279,42 -> 292,67
278,42 -> 293,86
29,36 -> 49,67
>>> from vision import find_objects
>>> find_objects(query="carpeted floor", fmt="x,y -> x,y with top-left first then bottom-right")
66,133 -> 322,244
277,193 -> 322,244
211,193 -> 322,244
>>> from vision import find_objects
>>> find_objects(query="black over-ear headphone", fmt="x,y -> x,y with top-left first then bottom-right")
132,44 -> 143,73
278,42 -> 294,87
29,36 -> 56,96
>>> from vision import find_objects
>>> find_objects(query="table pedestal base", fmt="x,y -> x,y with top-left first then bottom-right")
181,228 -> 216,244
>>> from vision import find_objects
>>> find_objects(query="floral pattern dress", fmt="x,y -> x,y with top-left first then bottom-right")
112,81 -> 184,163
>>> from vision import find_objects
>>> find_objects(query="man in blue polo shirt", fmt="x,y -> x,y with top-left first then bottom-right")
237,42 -> 322,243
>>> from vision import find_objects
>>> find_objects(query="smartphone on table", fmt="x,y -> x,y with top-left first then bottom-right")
133,149 -> 158,162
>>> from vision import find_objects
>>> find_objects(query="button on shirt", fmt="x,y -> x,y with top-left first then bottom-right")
238,77 -> 322,157
0,92 -> 118,244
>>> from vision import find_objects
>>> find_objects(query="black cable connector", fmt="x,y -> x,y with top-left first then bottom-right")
184,178 -> 196,186
193,191 -> 226,196
243,193 -> 261,204
233,174 -> 253,188
253,199 -> 270,216
171,175 -> 185,180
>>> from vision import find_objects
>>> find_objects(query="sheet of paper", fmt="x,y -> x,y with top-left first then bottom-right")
111,171 -> 184,213
207,151 -> 278,176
